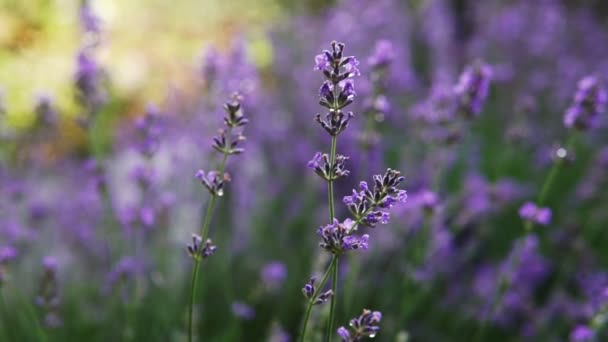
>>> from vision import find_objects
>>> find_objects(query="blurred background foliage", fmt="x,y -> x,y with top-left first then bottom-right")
3,0 -> 606,129
0,0 -> 280,128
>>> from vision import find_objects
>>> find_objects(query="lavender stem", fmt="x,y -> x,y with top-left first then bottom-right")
538,134 -> 576,206
326,135 -> 338,342
299,255 -> 337,342
328,136 -> 337,221
187,129 -> 231,342
187,259 -> 201,342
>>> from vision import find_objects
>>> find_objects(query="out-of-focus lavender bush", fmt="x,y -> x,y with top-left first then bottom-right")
2,0 -> 608,341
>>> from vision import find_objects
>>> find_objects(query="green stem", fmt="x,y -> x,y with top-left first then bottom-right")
188,260 -> 201,342
326,257 -> 339,342
414,211 -> 432,268
536,161 -> 560,207
325,135 -> 338,342
187,139 -> 230,342
343,253 -> 359,316
299,256 -> 337,342
328,136 -> 337,221
187,195 -> 218,342
300,203 -> 378,342
537,134 -> 576,206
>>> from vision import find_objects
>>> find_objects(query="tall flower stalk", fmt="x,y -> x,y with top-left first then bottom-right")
300,41 -> 407,342
472,75 -> 607,342
302,41 -> 358,341
187,95 -> 248,342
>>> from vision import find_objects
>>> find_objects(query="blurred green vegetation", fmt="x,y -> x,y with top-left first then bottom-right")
0,0 -> 279,129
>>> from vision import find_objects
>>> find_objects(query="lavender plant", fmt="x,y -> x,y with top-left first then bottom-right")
187,94 -> 248,342
299,41 -> 406,342
300,40 -> 358,341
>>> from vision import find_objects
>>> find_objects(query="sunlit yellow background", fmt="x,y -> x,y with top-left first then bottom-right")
0,0 -> 280,128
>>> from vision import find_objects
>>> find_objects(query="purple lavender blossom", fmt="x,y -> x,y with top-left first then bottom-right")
419,190 -> 440,212
231,301 -> 255,320
359,39 -> 396,148
337,309 -> 382,341
302,277 -> 333,305
42,256 -> 59,273
0,246 -> 17,264
454,61 -> 492,118
212,129 -> 246,155
194,96 -> 249,199
307,152 -> 350,181
343,169 -> 407,227
186,234 -> 217,260
411,84 -> 462,145
130,165 -> 156,190
104,257 -> 142,296
34,93 -> 58,127
570,325 -> 594,342
318,219 -> 369,254
315,41 -> 359,136
268,323 -> 291,342
134,104 -> 163,157
195,170 -> 225,197
367,40 -> 395,69
79,0 -> 101,35
518,202 -> 551,226
261,261 -> 287,290
302,278 -> 315,299
564,76 -> 607,130
0,246 -> 16,287
117,204 -> 157,232
74,50 -> 105,120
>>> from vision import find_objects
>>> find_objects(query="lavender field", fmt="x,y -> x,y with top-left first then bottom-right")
2,0 -> 608,341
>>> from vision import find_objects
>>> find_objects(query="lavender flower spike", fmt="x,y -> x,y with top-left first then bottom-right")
315,41 -> 359,136
564,76 -> 607,130
569,325 -> 594,342
454,61 -> 492,118
80,0 -> 101,35
211,96 -> 248,154
307,152 -> 350,181
343,169 -> 407,228
367,40 -> 395,69
337,309 -> 382,341
186,234 -> 217,260
231,301 -> 255,320
318,218 -> 369,255
74,50 -> 105,123
301,277 -> 334,305
261,261 -> 287,290
195,170 -> 225,197
187,95 -> 248,342
518,202 -> 551,226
